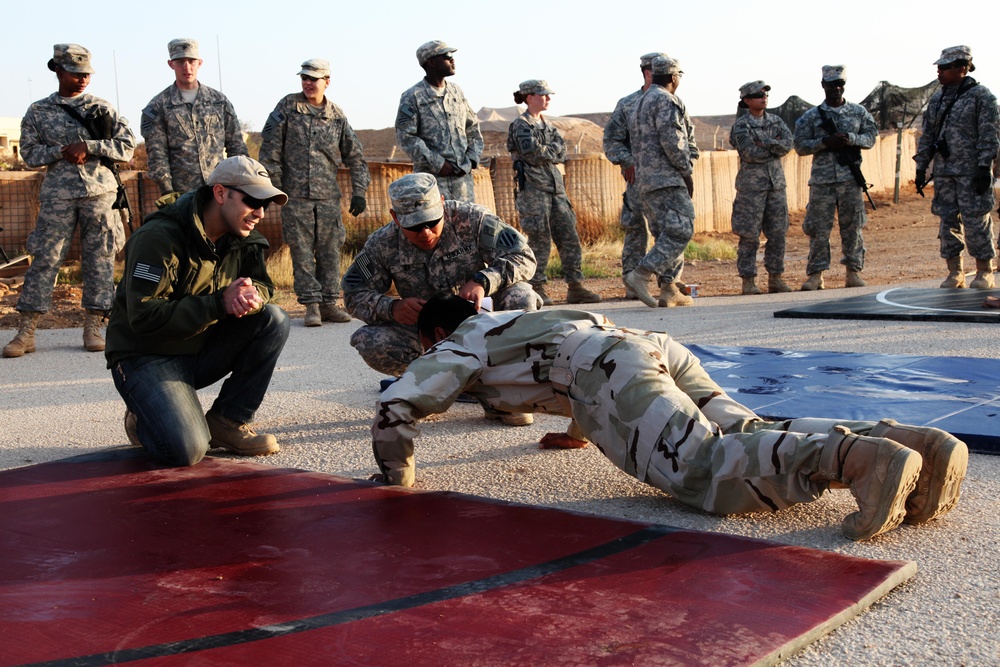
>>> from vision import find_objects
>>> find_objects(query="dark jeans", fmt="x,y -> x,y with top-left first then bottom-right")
111,305 -> 290,466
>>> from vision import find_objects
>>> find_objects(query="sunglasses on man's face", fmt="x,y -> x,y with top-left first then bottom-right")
405,218 -> 442,233
746,92 -> 768,100
227,187 -> 272,211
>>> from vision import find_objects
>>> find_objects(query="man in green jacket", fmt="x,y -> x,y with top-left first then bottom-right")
105,156 -> 290,466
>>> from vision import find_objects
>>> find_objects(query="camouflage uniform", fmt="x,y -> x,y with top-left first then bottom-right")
729,111 -> 793,277
342,200 -> 538,376
17,92 -> 135,313
507,111 -> 584,285
259,92 -> 370,305
141,84 -> 247,193
373,308 -> 885,513
396,79 -> 483,202
604,88 -> 649,275
914,77 -> 999,259
794,101 -> 877,274
629,84 -> 695,285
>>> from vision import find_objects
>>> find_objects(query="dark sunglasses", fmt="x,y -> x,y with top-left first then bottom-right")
300,74 -> 324,82
937,62 -> 960,71
405,218 -> 442,233
226,187 -> 271,211
746,92 -> 769,99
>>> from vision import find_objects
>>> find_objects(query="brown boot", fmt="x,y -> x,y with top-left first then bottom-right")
657,281 -> 694,307
940,256 -> 966,288
3,311 -> 39,358
205,410 -> 280,456
623,267 -> 658,308
83,310 -> 106,352
123,410 -> 144,449
483,405 -> 534,426
818,426 -> 922,540
304,303 -> 322,327
845,269 -> 866,288
741,276 -> 762,295
969,258 -> 995,289
533,285 -> 553,306
800,272 -> 825,291
867,419 -> 968,524
566,282 -> 601,304
622,274 -> 638,300
319,302 -> 352,322
768,273 -> 792,293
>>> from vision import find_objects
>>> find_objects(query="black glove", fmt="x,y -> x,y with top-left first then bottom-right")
915,169 -> 927,196
349,195 -> 367,216
972,166 -> 993,195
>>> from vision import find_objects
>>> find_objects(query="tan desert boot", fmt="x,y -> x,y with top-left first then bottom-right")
845,269 -> 866,287
940,256 -> 966,288
483,405 -> 534,426
533,285 -> 553,306
741,276 -> 762,295
566,282 -> 601,304
623,267 -> 659,307
768,273 -> 792,293
3,311 -> 39,358
83,310 -> 106,352
206,411 -> 280,456
658,281 -> 694,307
800,272 -> 825,291
319,302 -> 352,322
304,303 -> 322,327
968,258 -> 995,289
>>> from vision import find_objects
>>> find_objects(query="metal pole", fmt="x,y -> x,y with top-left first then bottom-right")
113,51 -> 121,111
217,35 -> 223,91
893,103 -> 905,204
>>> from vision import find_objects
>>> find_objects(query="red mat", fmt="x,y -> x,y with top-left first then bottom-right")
0,451 -> 915,667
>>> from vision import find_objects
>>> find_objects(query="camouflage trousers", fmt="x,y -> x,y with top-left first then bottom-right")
620,182 -> 649,275
517,188 -> 585,285
281,198 -> 346,305
638,186 -> 694,285
350,282 -> 539,376
430,172 -> 476,203
16,192 -> 123,313
731,188 -> 789,277
568,329 -> 879,514
802,181 -> 867,274
932,175 -> 997,259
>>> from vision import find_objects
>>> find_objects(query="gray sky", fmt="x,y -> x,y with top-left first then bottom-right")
2,0 -> 995,133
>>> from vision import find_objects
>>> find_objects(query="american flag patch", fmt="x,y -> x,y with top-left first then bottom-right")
133,262 -> 164,283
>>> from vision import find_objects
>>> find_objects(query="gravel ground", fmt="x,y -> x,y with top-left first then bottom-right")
2,281 -> 998,666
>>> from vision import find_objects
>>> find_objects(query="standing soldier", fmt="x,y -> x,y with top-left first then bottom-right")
624,55 -> 696,308
396,40 -> 483,202
914,46 -> 999,289
259,58 -> 370,327
794,65 -> 877,291
4,44 -> 135,358
141,38 -> 247,196
729,81 -> 793,294
604,52 -> 666,300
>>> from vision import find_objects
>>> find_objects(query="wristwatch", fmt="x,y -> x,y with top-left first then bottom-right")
472,271 -> 490,292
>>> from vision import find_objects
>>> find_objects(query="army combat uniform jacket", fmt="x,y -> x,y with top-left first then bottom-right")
729,112 -> 792,191
395,79 -> 483,175
793,101 -> 877,185
507,112 -> 566,194
914,77 -> 999,178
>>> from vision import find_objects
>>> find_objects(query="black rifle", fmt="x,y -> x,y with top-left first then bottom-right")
512,159 -> 526,198
817,106 -> 876,211
58,104 -> 133,232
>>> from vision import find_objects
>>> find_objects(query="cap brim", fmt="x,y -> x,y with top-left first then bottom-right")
240,184 -> 288,207
398,201 -> 445,228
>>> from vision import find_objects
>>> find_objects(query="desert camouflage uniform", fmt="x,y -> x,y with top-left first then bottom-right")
141,84 -> 247,193
729,111 -> 793,277
629,85 -> 696,285
259,93 -> 370,305
794,102 -> 877,274
342,200 -> 538,375
373,308 -> 883,512
396,79 -> 483,202
17,93 -> 135,313
914,77 -> 999,259
507,112 -> 584,285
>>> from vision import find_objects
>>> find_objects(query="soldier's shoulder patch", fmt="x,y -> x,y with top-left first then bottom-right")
139,104 -> 158,136
478,215 -> 499,249
342,251 -> 375,291
132,261 -> 164,284
261,110 -> 285,140
495,226 -> 523,251
395,103 -> 416,128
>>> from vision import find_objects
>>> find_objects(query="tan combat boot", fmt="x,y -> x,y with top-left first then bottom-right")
320,302 -> 352,322
533,285 -> 553,306
940,256 -> 966,288
868,419 -> 969,524
845,269 -> 866,288
483,405 -> 534,426
566,282 -> 601,304
622,274 -> 638,300
304,303 -> 322,327
123,410 -> 144,448
741,276 -> 762,295
817,426 -> 922,540
768,273 -> 792,293
969,258 -> 995,289
3,311 -> 40,358
205,410 -> 280,456
800,272 -> 825,291
83,310 -> 106,352
623,267 -> 658,308
658,281 -> 694,307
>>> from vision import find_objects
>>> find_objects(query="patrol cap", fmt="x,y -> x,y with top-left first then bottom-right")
739,80 -> 771,98
934,45 -> 975,71
207,156 -> 288,206
651,55 -> 682,76
168,38 -> 200,61
298,58 -> 330,78
822,65 -> 846,82
47,44 -> 94,74
640,52 -> 668,68
416,40 -> 457,66
517,79 -> 555,96
388,173 -> 445,228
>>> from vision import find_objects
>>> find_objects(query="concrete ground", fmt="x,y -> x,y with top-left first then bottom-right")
2,278 -> 997,666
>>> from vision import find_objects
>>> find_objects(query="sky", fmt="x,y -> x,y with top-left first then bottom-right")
2,0 -> 997,135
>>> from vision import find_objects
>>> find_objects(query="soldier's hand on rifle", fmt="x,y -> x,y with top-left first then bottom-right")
821,133 -> 848,149
915,169 -> 928,196
349,195 -> 367,217
972,166 -> 993,195
61,142 -> 89,164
